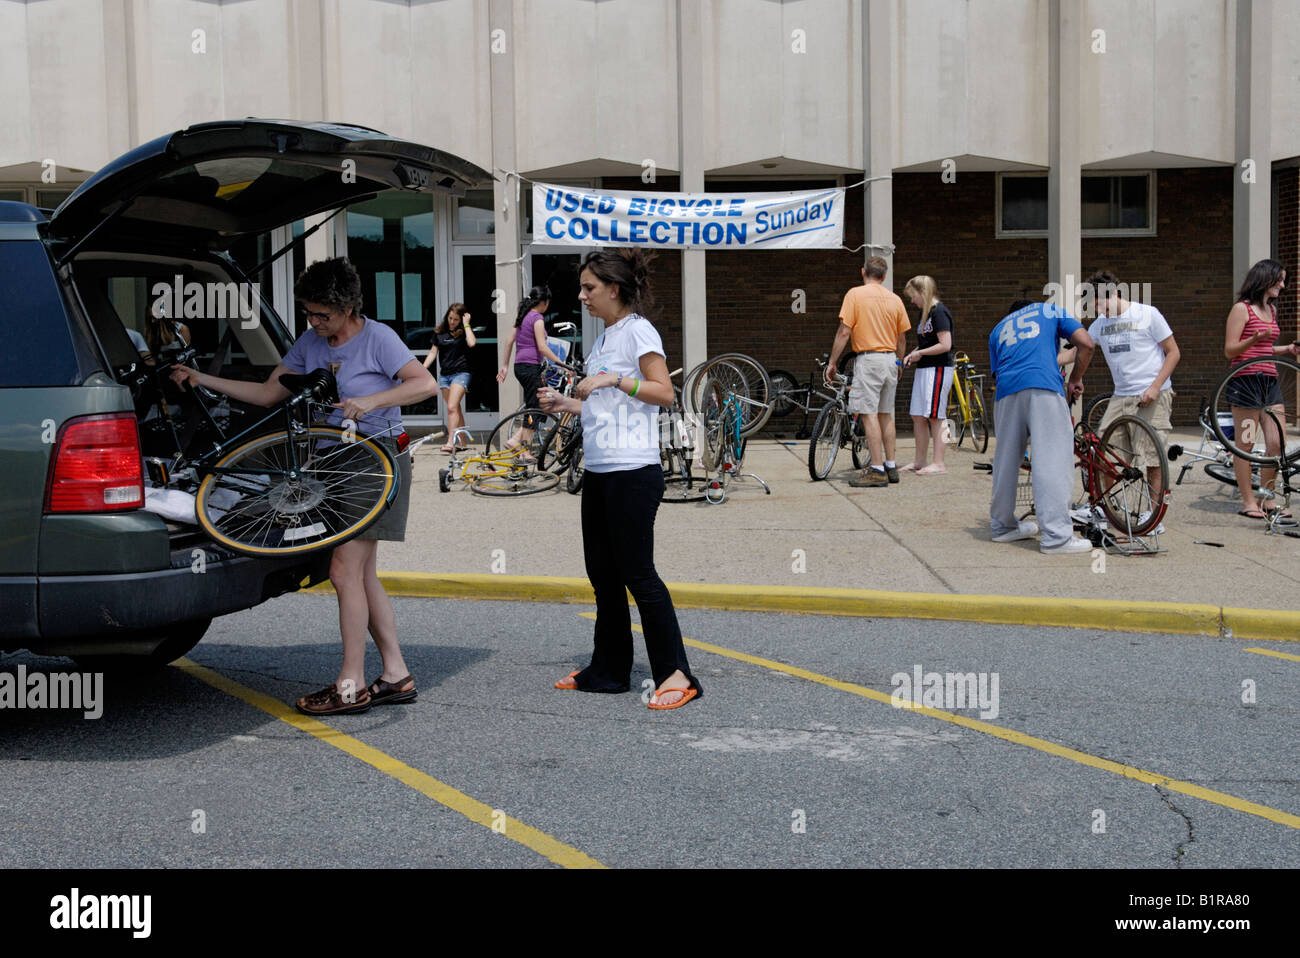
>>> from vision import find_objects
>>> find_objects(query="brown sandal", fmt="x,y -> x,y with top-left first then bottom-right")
367,674 -> 417,705
295,683 -> 372,715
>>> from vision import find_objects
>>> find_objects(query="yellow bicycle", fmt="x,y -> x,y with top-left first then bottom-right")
437,421 -> 559,497
945,351 -> 990,453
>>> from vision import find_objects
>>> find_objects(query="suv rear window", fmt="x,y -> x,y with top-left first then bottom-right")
0,240 -> 81,387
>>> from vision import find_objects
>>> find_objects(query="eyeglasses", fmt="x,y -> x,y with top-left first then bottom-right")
298,306 -> 333,323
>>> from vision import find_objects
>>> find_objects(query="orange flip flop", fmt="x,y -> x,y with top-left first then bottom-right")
648,685 -> 698,710
554,670 -> 580,690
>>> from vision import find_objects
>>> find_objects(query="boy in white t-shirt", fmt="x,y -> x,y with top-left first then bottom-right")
1086,269 -> 1181,502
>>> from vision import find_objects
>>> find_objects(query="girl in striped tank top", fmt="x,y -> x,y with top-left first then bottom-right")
1223,258 -> 1296,519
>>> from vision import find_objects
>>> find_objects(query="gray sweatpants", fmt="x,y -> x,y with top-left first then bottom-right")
990,388 -> 1075,548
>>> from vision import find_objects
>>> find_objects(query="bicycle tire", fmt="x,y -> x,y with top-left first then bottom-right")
696,353 -> 773,437
539,415 -> 575,475
849,415 -> 865,470
767,369 -> 800,418
1083,393 -> 1112,434
486,408 -> 558,462
662,475 -> 708,502
968,385 -> 989,453
195,426 -> 396,557
698,379 -> 727,473
1093,414 -> 1168,534
808,401 -> 845,481
471,468 -> 559,496
565,429 -> 585,494
1203,460 -> 1258,489
1209,355 -> 1300,467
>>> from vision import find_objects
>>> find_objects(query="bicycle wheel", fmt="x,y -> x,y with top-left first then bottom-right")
1094,414 -> 1168,534
565,429 -> 585,494
486,408 -> 557,462
471,467 -> 559,496
1083,393 -> 1111,434
697,353 -> 773,437
767,369 -> 800,418
968,385 -> 989,453
195,426 -> 396,557
808,402 -> 845,481
698,379 -> 728,473
539,414 -> 576,475
662,474 -> 708,502
1203,460 -> 1260,490
849,415 -> 865,469
1210,356 -> 1300,467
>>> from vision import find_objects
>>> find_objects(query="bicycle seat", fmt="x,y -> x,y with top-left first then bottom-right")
279,367 -> 339,403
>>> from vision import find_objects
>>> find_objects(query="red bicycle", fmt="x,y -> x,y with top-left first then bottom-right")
1019,414 -> 1170,542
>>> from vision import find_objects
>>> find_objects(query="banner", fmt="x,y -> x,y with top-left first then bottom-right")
532,183 -> 844,250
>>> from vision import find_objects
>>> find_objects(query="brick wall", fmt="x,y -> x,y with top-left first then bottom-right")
595,168 -> 1299,428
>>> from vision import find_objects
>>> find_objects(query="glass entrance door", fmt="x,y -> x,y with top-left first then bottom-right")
453,248 -> 500,433
527,251 -> 593,363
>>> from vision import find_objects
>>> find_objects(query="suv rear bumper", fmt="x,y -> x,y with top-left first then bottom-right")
24,550 -> 330,653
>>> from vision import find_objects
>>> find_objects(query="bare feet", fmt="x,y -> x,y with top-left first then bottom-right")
917,463 -> 947,475
649,669 -> 693,708
899,462 -> 924,472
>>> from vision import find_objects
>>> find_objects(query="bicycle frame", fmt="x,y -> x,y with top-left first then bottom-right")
1074,421 -> 1169,543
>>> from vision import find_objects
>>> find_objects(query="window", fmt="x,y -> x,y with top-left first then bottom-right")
456,189 -> 495,236
997,172 -> 1155,237
0,184 -> 84,209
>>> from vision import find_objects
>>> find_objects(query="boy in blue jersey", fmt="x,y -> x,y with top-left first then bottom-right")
988,298 -> 1096,553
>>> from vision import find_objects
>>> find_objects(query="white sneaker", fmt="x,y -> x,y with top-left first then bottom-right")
1137,510 -> 1166,534
992,520 -> 1039,543
1040,537 -> 1094,555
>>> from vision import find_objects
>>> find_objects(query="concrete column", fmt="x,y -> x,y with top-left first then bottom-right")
677,0 -> 707,372
489,0 -> 522,415
863,0 -> 894,284
1048,0 -> 1081,307
1234,0 -> 1272,288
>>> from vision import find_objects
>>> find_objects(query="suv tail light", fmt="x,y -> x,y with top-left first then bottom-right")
44,414 -> 144,513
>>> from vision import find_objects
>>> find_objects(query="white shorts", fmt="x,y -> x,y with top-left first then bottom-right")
909,366 -> 955,420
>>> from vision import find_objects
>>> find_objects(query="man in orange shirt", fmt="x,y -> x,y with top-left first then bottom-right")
826,256 -> 911,486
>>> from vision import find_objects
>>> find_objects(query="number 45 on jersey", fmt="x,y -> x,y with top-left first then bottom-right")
997,314 -> 1041,348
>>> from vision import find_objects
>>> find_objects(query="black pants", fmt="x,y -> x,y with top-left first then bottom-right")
514,362 -> 542,410
574,465 -> 701,697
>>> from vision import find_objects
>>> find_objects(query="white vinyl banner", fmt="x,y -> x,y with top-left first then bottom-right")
532,183 -> 845,250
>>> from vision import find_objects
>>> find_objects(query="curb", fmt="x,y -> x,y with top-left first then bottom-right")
304,573 -> 1300,643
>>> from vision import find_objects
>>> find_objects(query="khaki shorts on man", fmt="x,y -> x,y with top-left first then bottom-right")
1097,390 -> 1173,472
850,351 -> 899,414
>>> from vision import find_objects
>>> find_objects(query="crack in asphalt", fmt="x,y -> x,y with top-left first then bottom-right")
1153,784 -> 1196,868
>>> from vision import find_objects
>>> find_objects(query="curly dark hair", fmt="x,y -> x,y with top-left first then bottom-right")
295,257 -> 363,315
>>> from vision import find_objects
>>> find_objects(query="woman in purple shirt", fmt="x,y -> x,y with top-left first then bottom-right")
496,285 -> 564,454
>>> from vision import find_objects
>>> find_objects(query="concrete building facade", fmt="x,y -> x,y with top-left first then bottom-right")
3,0 -> 1297,426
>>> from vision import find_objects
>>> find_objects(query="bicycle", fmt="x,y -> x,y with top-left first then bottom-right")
1021,413 -> 1170,550
437,425 -> 560,497
767,355 -> 842,439
1207,354 -> 1300,534
695,377 -> 772,504
660,367 -> 708,503
944,351 -> 990,453
538,357 -> 586,494
142,357 -> 400,557
807,363 -> 864,481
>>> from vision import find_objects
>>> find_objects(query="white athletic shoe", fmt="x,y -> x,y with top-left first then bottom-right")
1137,510 -> 1166,534
992,520 -> 1039,543
1040,537 -> 1094,555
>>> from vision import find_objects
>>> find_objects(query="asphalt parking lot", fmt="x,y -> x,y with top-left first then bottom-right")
3,594 -> 1297,869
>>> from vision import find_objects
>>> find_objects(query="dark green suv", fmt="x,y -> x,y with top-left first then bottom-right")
0,119 -> 484,666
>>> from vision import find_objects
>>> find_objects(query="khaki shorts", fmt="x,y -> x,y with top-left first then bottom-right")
1097,390 -> 1173,472
849,351 -> 899,415
357,437 -> 410,541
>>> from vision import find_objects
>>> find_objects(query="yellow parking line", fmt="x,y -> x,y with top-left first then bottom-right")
1243,647 -> 1300,663
583,614 -> 1300,831
175,658 -> 606,869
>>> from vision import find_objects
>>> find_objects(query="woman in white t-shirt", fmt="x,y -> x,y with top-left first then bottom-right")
539,249 -> 701,710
